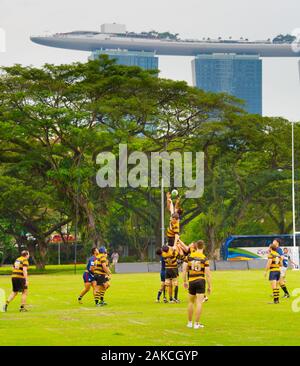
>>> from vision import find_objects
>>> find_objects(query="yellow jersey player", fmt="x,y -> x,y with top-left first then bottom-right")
182,240 -> 212,329
161,244 -> 180,303
264,243 -> 282,304
4,250 -> 30,312
166,213 -> 180,248
93,247 -> 111,307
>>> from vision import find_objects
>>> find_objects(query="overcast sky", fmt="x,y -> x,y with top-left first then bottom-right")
1,0 -> 300,120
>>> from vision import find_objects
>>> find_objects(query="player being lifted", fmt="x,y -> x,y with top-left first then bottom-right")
93,246 -> 111,307
78,247 -> 99,304
166,190 -> 183,246
4,250 -> 30,312
182,240 -> 211,329
265,242 -> 282,304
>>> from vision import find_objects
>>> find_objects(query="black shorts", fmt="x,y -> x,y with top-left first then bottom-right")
167,237 -> 175,247
12,278 -> 27,293
269,271 -> 280,281
165,268 -> 178,279
95,274 -> 109,286
188,279 -> 206,295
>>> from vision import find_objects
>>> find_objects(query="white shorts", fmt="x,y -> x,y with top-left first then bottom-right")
280,267 -> 287,277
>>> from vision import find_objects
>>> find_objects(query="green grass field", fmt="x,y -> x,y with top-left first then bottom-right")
0,270 -> 300,346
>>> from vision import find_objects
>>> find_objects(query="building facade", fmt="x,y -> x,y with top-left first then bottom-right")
192,53 -> 262,115
90,50 -> 159,71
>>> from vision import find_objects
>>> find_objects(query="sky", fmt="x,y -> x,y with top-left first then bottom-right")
1,0 -> 300,120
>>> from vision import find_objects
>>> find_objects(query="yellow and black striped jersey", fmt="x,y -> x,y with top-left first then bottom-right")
12,256 -> 29,279
94,254 -> 109,275
166,219 -> 180,238
161,247 -> 180,269
185,251 -> 209,282
268,250 -> 282,272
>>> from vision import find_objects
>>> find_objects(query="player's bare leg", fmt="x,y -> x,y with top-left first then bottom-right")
173,278 -> 179,303
194,294 -> 205,328
165,279 -> 173,302
78,283 -> 91,303
4,291 -> 18,311
187,294 -> 195,328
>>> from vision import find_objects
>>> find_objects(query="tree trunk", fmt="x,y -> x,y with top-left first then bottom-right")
206,225 -> 216,259
26,239 -> 48,270
79,195 -> 102,247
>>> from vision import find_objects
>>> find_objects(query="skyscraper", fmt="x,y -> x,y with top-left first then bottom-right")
89,50 -> 159,71
192,54 -> 262,115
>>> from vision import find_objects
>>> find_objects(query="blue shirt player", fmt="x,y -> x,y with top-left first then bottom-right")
78,247 -> 99,304
155,248 -> 168,303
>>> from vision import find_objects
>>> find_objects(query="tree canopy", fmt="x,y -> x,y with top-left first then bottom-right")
0,56 -> 299,267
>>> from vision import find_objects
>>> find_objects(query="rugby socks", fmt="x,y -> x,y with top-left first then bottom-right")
273,288 -> 280,303
163,287 -> 166,299
174,286 -> 179,300
157,290 -> 162,301
94,291 -> 100,305
99,289 -> 105,302
280,284 -> 289,296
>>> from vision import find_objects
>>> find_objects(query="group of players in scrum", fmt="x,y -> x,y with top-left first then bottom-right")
3,192 -> 297,328
77,191 -> 212,328
153,192 -> 212,328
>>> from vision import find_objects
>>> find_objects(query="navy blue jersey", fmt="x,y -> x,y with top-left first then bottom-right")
86,256 -> 97,274
282,253 -> 290,268
276,247 -> 283,256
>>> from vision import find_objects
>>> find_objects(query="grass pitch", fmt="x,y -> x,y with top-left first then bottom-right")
0,270 -> 300,346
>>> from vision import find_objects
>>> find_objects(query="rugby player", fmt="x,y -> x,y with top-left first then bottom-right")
265,242 -> 282,304
279,247 -> 297,298
161,244 -> 180,303
4,250 -> 30,312
94,246 -> 111,306
182,240 -> 211,329
272,239 -> 291,298
155,248 -> 167,303
78,247 -> 99,304
166,192 -> 183,218
166,213 -> 180,248
178,239 -> 209,303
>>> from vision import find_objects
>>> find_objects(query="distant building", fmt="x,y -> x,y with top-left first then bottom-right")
101,23 -> 126,34
89,50 -> 159,72
192,54 -> 262,115
31,24 -> 300,116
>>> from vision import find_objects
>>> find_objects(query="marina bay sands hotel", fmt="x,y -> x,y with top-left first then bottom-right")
31,23 -> 300,115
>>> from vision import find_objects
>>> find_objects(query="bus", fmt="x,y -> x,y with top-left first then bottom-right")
221,234 -> 300,261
